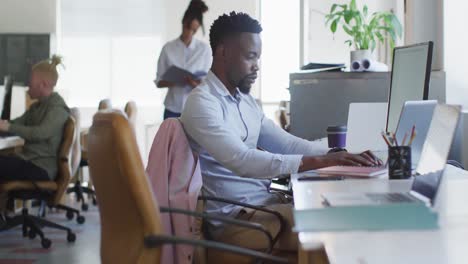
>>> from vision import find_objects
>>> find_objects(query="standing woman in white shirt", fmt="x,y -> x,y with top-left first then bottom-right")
155,0 -> 212,119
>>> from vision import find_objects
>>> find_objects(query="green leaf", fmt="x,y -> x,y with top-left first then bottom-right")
331,19 -> 338,33
330,4 -> 338,14
343,25 -> 353,35
350,0 -> 357,11
375,31 -> 384,43
391,15 -> 403,38
370,39 -> 376,51
344,40 -> 353,47
363,5 -> 368,18
344,10 -> 353,24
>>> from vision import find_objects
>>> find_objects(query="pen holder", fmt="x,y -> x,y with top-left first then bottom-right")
388,146 -> 412,180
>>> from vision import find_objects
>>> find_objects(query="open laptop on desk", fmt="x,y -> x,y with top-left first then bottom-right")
322,104 -> 461,207
395,100 -> 437,169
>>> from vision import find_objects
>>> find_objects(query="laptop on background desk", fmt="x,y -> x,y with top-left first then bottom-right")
322,104 -> 461,207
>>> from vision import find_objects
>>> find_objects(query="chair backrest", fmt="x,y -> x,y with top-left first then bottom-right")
52,116 -> 76,205
98,99 -> 112,110
69,107 -> 82,176
87,110 -> 163,264
124,100 -> 137,132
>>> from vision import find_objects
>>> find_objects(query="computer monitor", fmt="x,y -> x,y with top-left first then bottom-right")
386,42 -> 434,133
1,76 -> 14,120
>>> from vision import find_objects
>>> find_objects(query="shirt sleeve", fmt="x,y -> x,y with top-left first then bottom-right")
180,90 -> 303,179
155,45 -> 169,83
258,116 -> 330,156
10,111 -> 29,125
9,105 -> 69,142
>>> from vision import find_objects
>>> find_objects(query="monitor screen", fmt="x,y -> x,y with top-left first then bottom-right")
1,76 -> 14,120
386,42 -> 433,133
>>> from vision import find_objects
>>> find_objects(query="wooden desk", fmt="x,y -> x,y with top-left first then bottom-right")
0,136 -> 25,154
292,166 -> 468,264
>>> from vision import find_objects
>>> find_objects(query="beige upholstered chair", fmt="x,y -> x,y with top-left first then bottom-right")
69,108 -> 82,178
69,98 -> 112,210
98,98 -> 112,110
87,111 -> 288,264
124,100 -> 137,133
67,107 -> 96,211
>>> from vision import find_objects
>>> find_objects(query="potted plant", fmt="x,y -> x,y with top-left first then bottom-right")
325,0 -> 402,66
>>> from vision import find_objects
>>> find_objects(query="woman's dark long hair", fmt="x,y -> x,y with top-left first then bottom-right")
182,0 -> 208,34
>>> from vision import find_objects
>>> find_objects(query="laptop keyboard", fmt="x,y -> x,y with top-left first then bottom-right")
366,193 -> 416,203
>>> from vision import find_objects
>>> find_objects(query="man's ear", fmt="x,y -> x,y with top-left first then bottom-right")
41,79 -> 53,92
215,43 -> 226,59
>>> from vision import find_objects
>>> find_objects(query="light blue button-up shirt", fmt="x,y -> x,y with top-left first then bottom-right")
180,71 -> 328,218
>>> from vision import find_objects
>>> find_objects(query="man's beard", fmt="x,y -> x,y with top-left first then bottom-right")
238,83 -> 251,94
237,75 -> 255,94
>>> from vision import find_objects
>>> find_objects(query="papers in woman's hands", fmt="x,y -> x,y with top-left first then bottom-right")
160,66 -> 207,85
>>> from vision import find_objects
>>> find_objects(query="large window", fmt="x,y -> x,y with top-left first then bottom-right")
57,0 -> 167,109
260,0 -> 300,103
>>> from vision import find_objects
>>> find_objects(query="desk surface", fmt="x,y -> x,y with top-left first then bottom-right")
0,136 -> 25,150
292,165 -> 468,264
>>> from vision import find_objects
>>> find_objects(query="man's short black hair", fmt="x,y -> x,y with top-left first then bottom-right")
209,11 -> 263,53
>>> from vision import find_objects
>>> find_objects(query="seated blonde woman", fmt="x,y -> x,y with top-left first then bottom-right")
0,55 -> 70,182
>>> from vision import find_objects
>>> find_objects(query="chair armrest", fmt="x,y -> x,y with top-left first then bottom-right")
143,234 -> 289,263
198,195 -> 286,246
159,206 -> 274,252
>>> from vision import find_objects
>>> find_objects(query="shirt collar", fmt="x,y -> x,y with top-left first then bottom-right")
178,37 -> 197,50
207,71 -> 243,101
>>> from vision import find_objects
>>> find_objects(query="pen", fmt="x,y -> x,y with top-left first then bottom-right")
298,175 -> 344,181
408,130 -> 417,146
401,132 -> 408,146
392,132 -> 399,147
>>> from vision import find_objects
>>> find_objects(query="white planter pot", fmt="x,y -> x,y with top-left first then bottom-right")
350,50 -> 373,71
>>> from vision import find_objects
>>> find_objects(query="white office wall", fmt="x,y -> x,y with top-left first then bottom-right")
306,0 -> 398,67
0,0 -> 57,33
163,0 -> 259,43
405,0 -> 443,70
445,1 -> 468,107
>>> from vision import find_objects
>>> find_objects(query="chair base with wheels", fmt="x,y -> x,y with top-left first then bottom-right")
66,177 -> 97,211
1,186 -> 84,249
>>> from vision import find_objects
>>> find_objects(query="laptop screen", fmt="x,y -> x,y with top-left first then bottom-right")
386,42 -> 433,133
411,170 -> 443,205
395,100 -> 437,167
411,104 -> 461,204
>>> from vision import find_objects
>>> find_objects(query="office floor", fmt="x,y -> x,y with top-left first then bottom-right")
0,197 -> 100,264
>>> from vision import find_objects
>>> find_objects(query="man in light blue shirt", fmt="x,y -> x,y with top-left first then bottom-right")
180,11 -> 379,256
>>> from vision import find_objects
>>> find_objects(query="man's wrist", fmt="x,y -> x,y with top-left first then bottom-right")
327,147 -> 347,154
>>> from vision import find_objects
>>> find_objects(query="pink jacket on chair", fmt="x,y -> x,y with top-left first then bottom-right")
145,118 -> 202,264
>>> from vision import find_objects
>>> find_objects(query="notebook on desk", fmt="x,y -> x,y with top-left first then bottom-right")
316,165 -> 386,178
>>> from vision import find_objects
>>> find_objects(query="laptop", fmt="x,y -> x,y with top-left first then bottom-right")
394,100 -> 437,169
346,102 -> 388,153
322,104 -> 461,207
